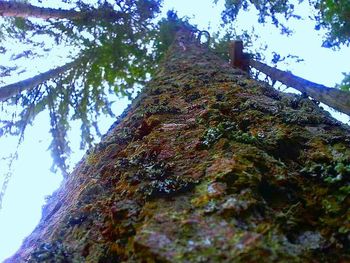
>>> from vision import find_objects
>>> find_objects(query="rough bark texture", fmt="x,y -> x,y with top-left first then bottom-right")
6,30 -> 350,262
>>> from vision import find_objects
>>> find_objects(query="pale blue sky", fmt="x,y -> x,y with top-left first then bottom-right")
0,0 -> 349,261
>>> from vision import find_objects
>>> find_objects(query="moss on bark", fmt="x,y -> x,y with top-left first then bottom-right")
6,30 -> 350,262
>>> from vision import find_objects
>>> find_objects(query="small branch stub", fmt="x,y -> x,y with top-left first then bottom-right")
229,40 -> 249,71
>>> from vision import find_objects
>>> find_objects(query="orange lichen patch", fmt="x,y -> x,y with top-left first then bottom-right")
134,116 -> 161,139
218,82 -> 235,92
212,137 -> 230,151
306,138 -> 332,162
86,153 -> 100,166
114,180 -> 131,194
146,115 -> 162,126
172,150 -> 208,179
108,243 -> 126,259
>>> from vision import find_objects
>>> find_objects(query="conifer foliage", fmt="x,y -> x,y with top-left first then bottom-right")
0,0 -> 162,175
217,0 -> 350,48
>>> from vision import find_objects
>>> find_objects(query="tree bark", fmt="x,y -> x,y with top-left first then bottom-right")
0,59 -> 78,102
0,1 -> 81,20
5,29 -> 350,262
0,1 -> 122,21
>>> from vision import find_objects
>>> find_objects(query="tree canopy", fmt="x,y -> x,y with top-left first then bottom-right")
217,0 -> 350,48
0,0 -> 162,176
217,0 -> 350,91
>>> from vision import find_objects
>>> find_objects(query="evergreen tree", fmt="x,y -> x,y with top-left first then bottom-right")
0,0 -> 162,176
216,0 -> 350,92
217,0 -> 350,48
6,27 -> 350,263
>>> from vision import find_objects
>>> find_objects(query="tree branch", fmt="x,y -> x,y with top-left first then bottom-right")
249,59 -> 350,116
0,59 -> 80,102
229,40 -> 350,116
0,1 -> 81,20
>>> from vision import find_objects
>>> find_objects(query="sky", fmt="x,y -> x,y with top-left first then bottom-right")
0,0 -> 350,261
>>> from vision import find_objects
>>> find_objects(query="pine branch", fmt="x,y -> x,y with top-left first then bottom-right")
0,59 -> 80,102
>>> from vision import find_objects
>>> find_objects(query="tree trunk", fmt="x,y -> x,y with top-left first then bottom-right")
0,1 -> 122,21
6,29 -> 350,262
0,59 -> 78,102
0,1 -> 81,20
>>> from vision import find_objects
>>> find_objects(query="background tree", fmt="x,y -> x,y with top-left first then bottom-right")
0,0 -> 125,20
215,0 -> 350,89
6,25 -> 350,263
216,0 -> 350,48
0,0 -> 162,176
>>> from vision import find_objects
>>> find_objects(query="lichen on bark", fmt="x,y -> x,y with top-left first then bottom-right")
6,29 -> 350,262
